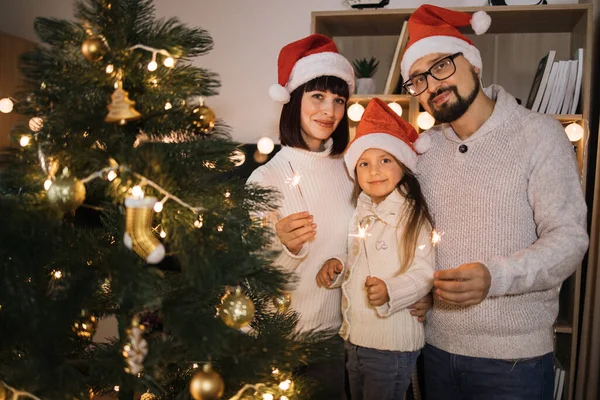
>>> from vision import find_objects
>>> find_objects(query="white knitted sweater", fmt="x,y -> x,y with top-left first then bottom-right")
247,141 -> 355,334
417,85 -> 588,359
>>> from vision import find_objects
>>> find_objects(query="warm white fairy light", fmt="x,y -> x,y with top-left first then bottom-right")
192,363 -> 199,369
224,190 -> 231,198
163,57 -> 175,68
388,102 -> 403,117
114,81 -> 119,89
107,170 -> 117,182
217,225 -> 224,232
153,202 -> 163,213
262,394 -> 274,400
347,102 -> 365,122
278,380 -> 292,391
281,397 -> 289,400
44,179 -> 53,191
114,386 -> 120,392
565,122 -> 584,142
203,160 -> 216,169
194,215 -> 204,228
159,229 -> 167,238
105,64 -> 114,74
19,136 -> 31,147
147,53 -> 158,71
164,102 -> 172,110
417,112 -> 435,130
131,185 -> 144,198
51,270 -> 63,279
0,97 -> 14,113
257,137 -> 275,155
272,368 -> 280,375
285,172 -> 302,188
29,117 -> 43,132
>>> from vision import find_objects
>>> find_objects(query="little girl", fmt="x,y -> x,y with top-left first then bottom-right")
316,98 -> 435,399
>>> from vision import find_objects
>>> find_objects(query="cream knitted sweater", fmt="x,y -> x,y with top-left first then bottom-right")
247,141 -> 355,334
332,190 -> 435,351
417,85 -> 588,359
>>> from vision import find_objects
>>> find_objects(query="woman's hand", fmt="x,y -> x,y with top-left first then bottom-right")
316,258 -> 343,288
275,211 -> 316,255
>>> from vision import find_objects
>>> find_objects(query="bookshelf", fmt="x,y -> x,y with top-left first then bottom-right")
313,4 -> 594,400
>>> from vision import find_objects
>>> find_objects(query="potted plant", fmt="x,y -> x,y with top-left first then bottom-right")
352,57 -> 379,94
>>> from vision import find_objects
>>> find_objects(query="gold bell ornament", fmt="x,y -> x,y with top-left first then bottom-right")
189,364 -> 225,400
105,77 -> 141,124
123,197 -> 165,264
217,286 -> 255,329
192,98 -> 216,134
81,35 -> 108,62
47,168 -> 86,213
272,292 -> 291,313
72,309 -> 98,339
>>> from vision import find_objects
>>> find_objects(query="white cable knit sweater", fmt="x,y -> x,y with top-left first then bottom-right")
332,190 -> 435,352
247,140 -> 355,334
417,85 -> 589,359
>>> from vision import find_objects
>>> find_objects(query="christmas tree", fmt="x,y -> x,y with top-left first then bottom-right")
0,1 -> 337,399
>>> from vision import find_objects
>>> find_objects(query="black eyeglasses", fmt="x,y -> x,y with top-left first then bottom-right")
403,52 -> 463,96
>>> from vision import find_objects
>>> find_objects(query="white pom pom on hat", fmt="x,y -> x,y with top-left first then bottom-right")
269,84 -> 291,104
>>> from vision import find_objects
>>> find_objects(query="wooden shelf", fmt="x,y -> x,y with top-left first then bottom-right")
553,114 -> 584,123
349,94 -> 411,104
554,320 -> 573,334
312,4 -> 591,37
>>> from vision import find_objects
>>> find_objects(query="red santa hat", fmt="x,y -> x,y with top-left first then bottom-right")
344,98 -> 430,178
400,4 -> 491,81
269,34 -> 355,104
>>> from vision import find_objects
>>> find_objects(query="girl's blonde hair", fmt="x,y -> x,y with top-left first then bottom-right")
353,157 -> 434,274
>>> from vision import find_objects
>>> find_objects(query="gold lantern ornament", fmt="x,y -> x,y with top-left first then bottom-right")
272,292 -> 291,313
192,99 -> 216,134
189,364 -> 225,400
105,76 -> 142,124
123,197 -> 166,264
217,286 -> 255,329
81,35 -> 108,62
47,168 -> 86,213
72,309 -> 98,339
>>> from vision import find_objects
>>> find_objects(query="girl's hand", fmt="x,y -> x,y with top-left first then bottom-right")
365,276 -> 390,306
316,259 -> 343,288
275,212 -> 316,255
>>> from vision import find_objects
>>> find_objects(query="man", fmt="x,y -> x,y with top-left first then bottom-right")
400,5 -> 589,399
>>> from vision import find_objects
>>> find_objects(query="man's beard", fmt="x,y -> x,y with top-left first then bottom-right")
427,71 -> 480,123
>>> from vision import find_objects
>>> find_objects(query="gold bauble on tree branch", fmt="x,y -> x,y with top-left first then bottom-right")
192,99 -> 216,134
72,309 -> 97,339
217,286 -> 255,329
272,292 -> 291,313
189,364 -> 224,400
47,168 -> 86,214
81,35 -> 108,62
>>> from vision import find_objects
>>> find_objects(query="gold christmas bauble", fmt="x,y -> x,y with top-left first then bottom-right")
272,292 -> 291,313
47,175 -> 86,213
72,309 -> 97,339
189,364 -> 224,400
218,287 -> 255,329
192,105 -> 216,134
140,392 -> 156,400
81,35 -> 107,62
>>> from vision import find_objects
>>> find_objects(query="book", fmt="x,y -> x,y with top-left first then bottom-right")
548,61 -> 568,115
570,48 -> 584,114
560,60 -> 578,114
538,61 -> 559,113
527,50 -> 556,111
383,20 -> 408,94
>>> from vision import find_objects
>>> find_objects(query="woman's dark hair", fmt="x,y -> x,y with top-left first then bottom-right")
279,75 -> 350,156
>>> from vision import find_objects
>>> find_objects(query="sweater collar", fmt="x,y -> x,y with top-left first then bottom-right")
442,84 -> 519,144
277,139 -> 341,170
356,189 -> 406,227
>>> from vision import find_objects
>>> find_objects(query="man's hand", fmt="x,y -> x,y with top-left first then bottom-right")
275,212 -> 316,255
408,293 -> 433,322
434,262 -> 491,306
365,276 -> 390,306
316,259 -> 343,288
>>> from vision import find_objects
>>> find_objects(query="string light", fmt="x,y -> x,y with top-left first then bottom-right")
51,270 -> 63,279
387,102 -> 403,117
565,122 -> 584,142
163,57 -> 175,68
129,44 -> 176,72
217,225 -> 224,232
19,136 -> 30,147
44,179 -> 52,190
107,170 -> 117,181
192,363 -> 199,369
194,215 -> 204,228
224,190 -> 231,198
347,102 -> 365,122
272,368 -> 280,375
278,380 -> 292,391
105,64 -> 114,74
114,386 -> 120,392
159,229 -> 167,238
0,97 -> 14,113
257,137 -> 275,155
164,102 -> 172,110
417,112 -> 435,130
153,202 -> 164,213
131,185 -> 144,198
262,395 -> 274,400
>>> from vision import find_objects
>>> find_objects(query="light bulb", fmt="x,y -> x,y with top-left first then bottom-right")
107,170 -> 117,181
131,185 -> 144,198
262,394 -> 273,400
347,102 -> 365,122
565,122 -> 584,142
279,380 -> 292,391
147,60 -> 158,71
163,57 -> 175,68
417,112 -> 435,130
0,98 -> 14,113
153,202 -> 163,212
44,179 -> 52,190
105,64 -> 114,74
257,137 -> 275,155
159,229 -> 166,238
29,117 -> 43,132
164,102 -> 172,110
19,136 -> 30,147
192,363 -> 199,368
387,102 -> 403,117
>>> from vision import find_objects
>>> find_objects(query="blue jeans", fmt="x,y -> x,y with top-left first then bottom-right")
345,341 -> 420,400
423,344 -> 554,400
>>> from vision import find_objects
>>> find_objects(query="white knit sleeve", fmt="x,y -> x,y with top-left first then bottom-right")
485,116 -> 588,297
376,226 -> 435,317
